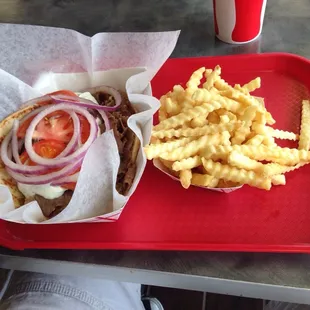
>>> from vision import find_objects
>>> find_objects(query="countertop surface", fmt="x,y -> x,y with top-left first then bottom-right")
1,0 -> 310,304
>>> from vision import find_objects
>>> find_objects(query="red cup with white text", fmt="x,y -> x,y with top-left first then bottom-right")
213,0 -> 267,44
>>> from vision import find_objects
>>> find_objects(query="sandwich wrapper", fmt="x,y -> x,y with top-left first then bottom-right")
0,24 -> 180,224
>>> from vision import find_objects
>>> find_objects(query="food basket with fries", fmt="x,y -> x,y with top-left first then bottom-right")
145,65 -> 310,193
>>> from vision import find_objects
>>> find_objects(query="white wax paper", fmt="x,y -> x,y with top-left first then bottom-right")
0,24 -> 180,223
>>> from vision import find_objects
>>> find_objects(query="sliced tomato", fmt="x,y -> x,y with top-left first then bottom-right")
19,150 -> 35,166
62,182 -> 77,190
47,90 -> 78,97
34,111 -> 74,142
20,140 -> 67,170
32,140 -> 67,158
18,111 -> 73,141
19,110 -> 91,145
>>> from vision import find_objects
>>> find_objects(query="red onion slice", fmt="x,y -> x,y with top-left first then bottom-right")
7,142 -> 12,161
51,172 -> 79,186
25,104 -> 98,168
6,158 -> 83,185
0,130 -> 52,175
98,110 -> 111,131
90,86 -> 122,111
50,86 -> 121,112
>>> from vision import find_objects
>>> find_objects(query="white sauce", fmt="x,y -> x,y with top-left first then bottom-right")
17,92 -> 97,200
18,183 -> 66,200
76,92 -> 98,104
77,92 -> 102,133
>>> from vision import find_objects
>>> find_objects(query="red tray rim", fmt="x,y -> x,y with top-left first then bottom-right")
2,51 -> 310,253
167,51 -> 310,64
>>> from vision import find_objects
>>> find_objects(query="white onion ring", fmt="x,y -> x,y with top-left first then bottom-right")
19,106 -> 47,126
25,104 -> 98,168
6,159 -> 83,185
89,86 -> 122,111
98,110 -> 111,131
51,95 -> 111,131
7,142 -> 12,162
1,130 -> 51,174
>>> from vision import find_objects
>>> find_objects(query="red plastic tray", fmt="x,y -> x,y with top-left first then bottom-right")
1,52 -> 310,252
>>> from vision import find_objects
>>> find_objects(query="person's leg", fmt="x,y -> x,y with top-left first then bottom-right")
0,270 -> 145,310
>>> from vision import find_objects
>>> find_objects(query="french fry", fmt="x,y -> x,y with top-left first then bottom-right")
228,150 -> 263,171
217,179 -> 240,188
202,158 -> 272,190
299,100 -> 310,150
242,77 -> 261,93
185,67 -> 205,100
251,121 -> 269,135
180,100 -> 193,111
192,89 -> 243,114
262,135 -> 277,147
214,77 -> 231,91
245,134 -> 264,146
207,111 -> 221,124
180,169 -> 192,189
240,106 -> 257,122
191,115 -> 207,127
231,122 -> 251,145
160,132 -> 231,161
260,162 -> 308,177
152,122 -> 239,139
186,67 -> 205,89
234,84 -> 247,94
191,173 -> 219,187
144,137 -> 194,160
200,144 -> 310,166
153,101 -> 222,131
171,85 -> 185,101
165,97 -> 181,116
203,65 -> 221,90
216,109 -> 238,122
219,115 -> 230,124
158,95 -> 168,122
254,112 -> 267,125
172,156 -> 202,171
271,174 -> 286,186
269,128 -> 298,141
221,89 -> 275,125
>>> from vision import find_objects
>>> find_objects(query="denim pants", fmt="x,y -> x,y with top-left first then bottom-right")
0,271 -> 145,310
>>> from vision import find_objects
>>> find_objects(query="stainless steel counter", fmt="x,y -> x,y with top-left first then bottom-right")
1,0 -> 310,304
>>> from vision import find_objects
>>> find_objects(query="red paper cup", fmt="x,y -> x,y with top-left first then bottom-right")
213,0 -> 267,44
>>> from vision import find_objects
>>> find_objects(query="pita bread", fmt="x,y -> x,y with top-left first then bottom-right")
0,104 -> 40,207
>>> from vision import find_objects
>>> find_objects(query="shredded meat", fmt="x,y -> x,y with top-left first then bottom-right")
34,190 -> 73,218
95,91 -> 137,195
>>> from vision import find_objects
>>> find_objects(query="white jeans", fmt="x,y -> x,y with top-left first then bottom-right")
1,270 -> 309,310
0,271 -> 145,310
